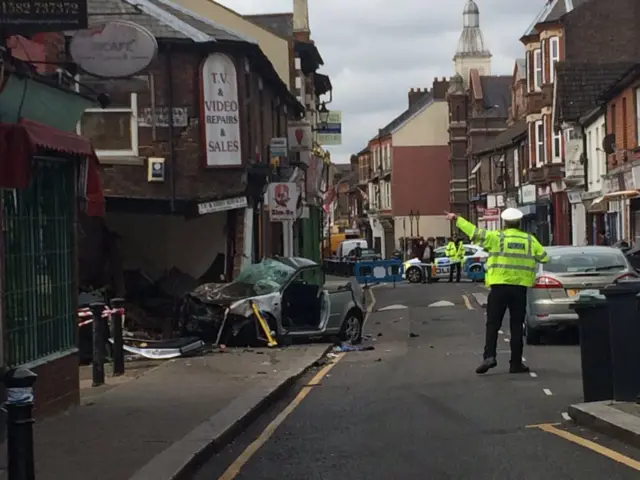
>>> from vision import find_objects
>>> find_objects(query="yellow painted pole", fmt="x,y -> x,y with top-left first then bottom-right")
251,301 -> 277,347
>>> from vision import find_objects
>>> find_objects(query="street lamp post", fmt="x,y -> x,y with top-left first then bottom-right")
409,209 -> 415,237
416,209 -> 420,237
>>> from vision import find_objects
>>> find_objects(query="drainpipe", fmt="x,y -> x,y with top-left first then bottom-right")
580,121 -> 590,243
166,46 -> 177,212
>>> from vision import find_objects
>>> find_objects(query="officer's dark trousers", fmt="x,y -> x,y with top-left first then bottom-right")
448,262 -> 461,282
484,284 -> 527,364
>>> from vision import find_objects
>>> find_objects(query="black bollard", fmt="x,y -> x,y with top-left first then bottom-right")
110,298 -> 125,377
90,302 -> 106,387
4,367 -> 37,480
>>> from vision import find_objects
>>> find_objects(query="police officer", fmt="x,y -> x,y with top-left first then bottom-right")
445,208 -> 549,374
445,236 -> 462,282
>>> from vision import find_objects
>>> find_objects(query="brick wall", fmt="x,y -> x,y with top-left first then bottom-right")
100,45 -> 283,201
607,77 -> 640,169
33,352 -> 80,417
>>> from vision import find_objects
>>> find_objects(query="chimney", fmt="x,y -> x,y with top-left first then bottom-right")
432,77 -> 450,100
408,88 -> 425,108
293,0 -> 310,40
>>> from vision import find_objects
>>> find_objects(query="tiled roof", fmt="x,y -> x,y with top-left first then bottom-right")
245,13 -> 293,39
477,76 -> 511,118
472,120 -> 527,155
86,0 -> 254,42
523,0 -> 592,37
374,91 -> 433,139
555,61 -> 634,124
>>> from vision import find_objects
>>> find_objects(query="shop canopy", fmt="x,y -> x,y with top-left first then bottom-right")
0,119 -> 104,216
587,190 -> 640,213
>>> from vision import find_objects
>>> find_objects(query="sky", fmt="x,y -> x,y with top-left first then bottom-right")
216,0 -> 544,163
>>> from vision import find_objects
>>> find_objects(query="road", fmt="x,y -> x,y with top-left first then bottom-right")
192,281 -> 640,479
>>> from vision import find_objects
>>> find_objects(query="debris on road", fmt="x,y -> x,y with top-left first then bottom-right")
333,343 -> 375,353
409,332 -> 420,338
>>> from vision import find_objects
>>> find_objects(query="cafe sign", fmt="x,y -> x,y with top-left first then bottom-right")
0,0 -> 88,32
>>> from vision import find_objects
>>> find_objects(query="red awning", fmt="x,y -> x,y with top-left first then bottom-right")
0,118 -> 104,216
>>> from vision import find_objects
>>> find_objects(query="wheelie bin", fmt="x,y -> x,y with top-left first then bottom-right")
602,279 -> 640,401
570,292 -> 613,402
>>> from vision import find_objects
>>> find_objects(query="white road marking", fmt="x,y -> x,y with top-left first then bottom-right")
498,330 -> 504,334
428,300 -> 455,307
543,388 -> 553,396
530,372 -> 538,378
522,357 -> 526,362
504,338 -> 510,343
562,412 -> 571,421
378,304 -> 408,311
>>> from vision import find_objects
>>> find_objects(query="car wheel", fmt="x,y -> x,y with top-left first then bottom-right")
406,266 -> 422,283
339,309 -> 363,344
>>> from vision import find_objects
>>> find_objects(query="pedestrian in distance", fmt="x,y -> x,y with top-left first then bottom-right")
421,237 -> 436,283
445,236 -> 462,283
444,208 -> 549,375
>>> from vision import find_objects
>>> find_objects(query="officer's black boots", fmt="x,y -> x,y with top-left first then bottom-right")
475,357 -> 497,374
509,363 -> 530,374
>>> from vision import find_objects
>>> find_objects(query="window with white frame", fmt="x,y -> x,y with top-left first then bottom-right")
513,148 -> 520,186
526,52 -> 531,93
552,129 -> 562,162
549,37 -> 560,82
76,78 -> 138,158
384,181 -> 391,208
541,39 -> 546,84
385,144 -> 391,170
636,87 -> 640,146
533,48 -> 542,91
587,131 -> 593,183
535,119 -> 545,166
600,124 -> 606,179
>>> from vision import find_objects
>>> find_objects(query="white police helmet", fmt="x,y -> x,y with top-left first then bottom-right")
501,208 -> 524,222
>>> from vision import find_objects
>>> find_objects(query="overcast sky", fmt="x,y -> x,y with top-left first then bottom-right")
216,0 -> 544,163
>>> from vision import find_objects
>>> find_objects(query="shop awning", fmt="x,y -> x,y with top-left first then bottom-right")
0,119 -> 104,216
587,190 -> 640,213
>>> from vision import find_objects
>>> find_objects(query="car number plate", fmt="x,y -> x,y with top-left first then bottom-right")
566,289 -> 581,297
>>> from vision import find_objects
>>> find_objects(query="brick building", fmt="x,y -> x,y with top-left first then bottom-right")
78,0 -> 304,300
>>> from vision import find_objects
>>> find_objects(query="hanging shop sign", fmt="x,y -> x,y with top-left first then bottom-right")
268,183 -> 299,221
287,122 -> 312,152
0,0 -> 88,33
201,53 -> 242,166
70,20 -> 157,78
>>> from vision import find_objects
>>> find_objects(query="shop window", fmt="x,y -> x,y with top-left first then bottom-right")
76,78 -> 138,159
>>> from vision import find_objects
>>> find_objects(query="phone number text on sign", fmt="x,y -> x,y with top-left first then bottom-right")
0,0 -> 87,31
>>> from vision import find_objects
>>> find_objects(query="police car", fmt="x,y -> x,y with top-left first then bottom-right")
403,245 -> 488,283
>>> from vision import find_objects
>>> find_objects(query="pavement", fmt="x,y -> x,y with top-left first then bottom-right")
190,280 -> 640,479
0,344 -> 331,480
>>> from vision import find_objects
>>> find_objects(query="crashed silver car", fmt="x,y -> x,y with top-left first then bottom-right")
180,257 -> 365,345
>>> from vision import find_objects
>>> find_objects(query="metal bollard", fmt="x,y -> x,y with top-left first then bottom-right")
90,302 -> 106,387
3,367 -> 37,480
110,298 -> 125,377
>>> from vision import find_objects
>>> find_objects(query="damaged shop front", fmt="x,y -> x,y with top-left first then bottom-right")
75,0 -> 303,350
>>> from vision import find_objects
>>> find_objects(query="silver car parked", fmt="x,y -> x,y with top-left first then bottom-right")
525,246 -> 637,345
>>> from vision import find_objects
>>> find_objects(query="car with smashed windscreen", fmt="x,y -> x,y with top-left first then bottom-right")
180,257 -> 365,346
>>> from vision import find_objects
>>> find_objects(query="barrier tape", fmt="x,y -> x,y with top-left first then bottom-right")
76,307 -> 125,326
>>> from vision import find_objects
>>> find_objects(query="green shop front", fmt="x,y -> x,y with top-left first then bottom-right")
0,72 -> 104,415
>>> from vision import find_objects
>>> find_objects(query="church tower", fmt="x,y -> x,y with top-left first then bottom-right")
453,0 -> 491,86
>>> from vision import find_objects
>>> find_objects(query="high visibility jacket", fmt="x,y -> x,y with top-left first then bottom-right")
455,243 -> 465,262
455,216 -> 549,287
445,241 -> 458,262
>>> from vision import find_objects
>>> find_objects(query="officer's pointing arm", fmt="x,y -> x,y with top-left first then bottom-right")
533,238 -> 549,263
453,216 -> 498,250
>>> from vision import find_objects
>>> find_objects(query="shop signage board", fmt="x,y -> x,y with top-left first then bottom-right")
519,184 -> 536,204
316,111 -> 342,146
70,20 -> 156,78
270,137 -> 287,157
197,196 -> 247,216
267,183 -> 299,221
201,53 -> 241,166
287,122 -> 312,152
0,0 -> 88,32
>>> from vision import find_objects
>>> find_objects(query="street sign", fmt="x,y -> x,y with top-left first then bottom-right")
270,137 -> 287,157
316,111 -> 342,146
0,0 -> 88,32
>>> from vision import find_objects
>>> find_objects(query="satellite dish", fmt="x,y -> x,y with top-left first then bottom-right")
602,134 -> 616,155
